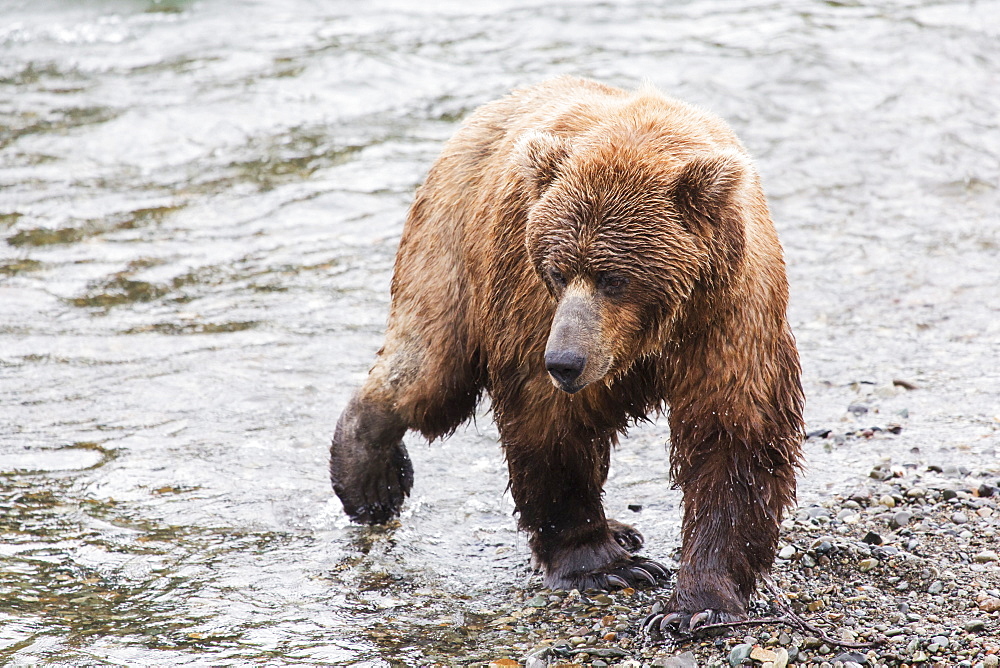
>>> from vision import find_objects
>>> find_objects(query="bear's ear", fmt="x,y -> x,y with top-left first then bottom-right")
670,149 -> 749,232
513,130 -> 572,198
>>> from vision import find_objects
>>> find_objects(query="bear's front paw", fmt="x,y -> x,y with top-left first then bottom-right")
545,553 -> 670,591
642,573 -> 748,636
606,518 -> 643,553
642,599 -> 745,636
330,439 -> 414,525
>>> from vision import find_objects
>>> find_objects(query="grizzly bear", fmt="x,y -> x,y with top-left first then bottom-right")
330,76 -> 804,631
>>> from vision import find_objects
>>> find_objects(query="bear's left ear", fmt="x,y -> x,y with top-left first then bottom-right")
513,130 -> 573,198
670,149 -> 750,233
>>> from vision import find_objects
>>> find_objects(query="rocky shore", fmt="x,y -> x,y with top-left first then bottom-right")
466,458 -> 1000,668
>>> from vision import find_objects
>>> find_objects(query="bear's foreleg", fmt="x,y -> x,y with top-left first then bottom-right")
330,388 -> 413,525
502,420 -> 669,591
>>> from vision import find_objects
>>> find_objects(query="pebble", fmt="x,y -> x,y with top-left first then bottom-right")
750,646 -> 777,662
963,618 -> 986,632
973,550 -> 999,563
858,558 -> 878,572
890,510 -> 913,529
652,651 -> 697,668
984,655 -> 999,668
952,512 -> 969,524
778,545 -> 796,559
978,597 -> 1000,612
728,643 -> 753,666
772,648 -> 789,668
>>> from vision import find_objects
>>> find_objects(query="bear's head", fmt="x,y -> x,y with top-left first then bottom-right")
514,127 -> 751,394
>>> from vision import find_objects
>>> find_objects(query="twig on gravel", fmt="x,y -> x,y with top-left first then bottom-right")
657,581 -> 885,651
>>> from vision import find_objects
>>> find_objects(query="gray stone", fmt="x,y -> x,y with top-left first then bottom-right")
931,635 -> 949,648
653,651 -> 698,668
927,580 -> 944,594
778,545 -> 796,559
728,643 -> 753,666
974,550 -> 999,563
985,655 -> 1000,668
952,511 -> 969,524
890,510 -> 913,529
964,618 -> 987,632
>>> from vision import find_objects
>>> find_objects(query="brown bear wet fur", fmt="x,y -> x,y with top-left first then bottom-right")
330,76 -> 804,629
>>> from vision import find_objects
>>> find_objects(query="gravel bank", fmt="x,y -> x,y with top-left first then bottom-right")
459,458 -> 1000,668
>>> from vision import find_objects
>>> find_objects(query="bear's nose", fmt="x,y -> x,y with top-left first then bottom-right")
545,351 -> 586,390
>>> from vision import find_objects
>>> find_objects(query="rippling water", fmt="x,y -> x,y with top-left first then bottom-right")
2,0 -> 998,664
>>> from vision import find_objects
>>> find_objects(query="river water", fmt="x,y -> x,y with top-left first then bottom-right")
1,0 -> 998,664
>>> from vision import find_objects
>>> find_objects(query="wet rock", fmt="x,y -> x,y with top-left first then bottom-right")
862,531 -> 883,545
978,597 -> 1000,612
652,651 -> 697,668
728,643 -> 753,666
963,618 -> 986,632
858,558 -> 878,572
978,484 -> 996,498
890,510 -> 913,529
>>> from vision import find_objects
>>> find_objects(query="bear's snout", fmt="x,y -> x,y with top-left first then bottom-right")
545,350 -> 587,391
544,287 -> 610,393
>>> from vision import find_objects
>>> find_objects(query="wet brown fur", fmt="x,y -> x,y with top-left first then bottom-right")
330,77 -> 804,622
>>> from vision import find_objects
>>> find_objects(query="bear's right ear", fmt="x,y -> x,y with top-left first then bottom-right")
513,130 -> 572,198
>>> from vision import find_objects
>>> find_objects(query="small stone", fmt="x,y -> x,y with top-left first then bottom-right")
912,650 -> 928,662
906,487 -> 927,498
978,484 -> 996,498
772,648 -> 789,668
963,618 -> 986,632
833,652 -> 867,665
808,600 -> 825,612
592,594 -> 613,606
879,494 -> 896,508
931,635 -> 949,649
526,595 -> 549,608
728,643 -> 753,666
778,545 -> 796,559
862,531 -> 883,545
750,646 -> 777,663
973,550 -> 999,563
952,512 -> 969,524
890,511 -> 913,529
978,597 -> 1000,612
983,655 -> 999,668
488,660 -> 519,668
653,651 -> 697,668
800,554 -> 816,568
858,558 -> 878,572
928,580 -> 944,594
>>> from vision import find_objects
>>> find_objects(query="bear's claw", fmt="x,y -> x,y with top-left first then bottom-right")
643,603 -> 744,637
607,518 -> 644,553
585,556 -> 670,591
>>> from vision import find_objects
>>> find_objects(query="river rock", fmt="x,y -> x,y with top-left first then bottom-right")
728,643 -> 753,666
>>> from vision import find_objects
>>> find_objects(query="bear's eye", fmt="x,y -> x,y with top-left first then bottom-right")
548,268 -> 567,288
597,271 -> 628,296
